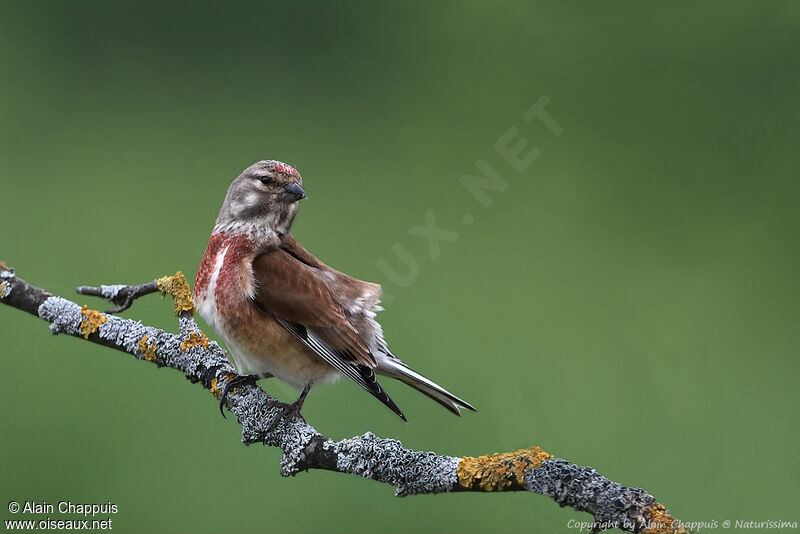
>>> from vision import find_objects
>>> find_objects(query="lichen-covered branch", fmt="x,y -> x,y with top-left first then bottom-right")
0,261 -> 687,534
76,279 -> 159,314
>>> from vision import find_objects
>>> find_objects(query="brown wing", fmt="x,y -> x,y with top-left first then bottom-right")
252,247 -> 375,368
281,234 -> 382,307
252,246 -> 406,421
279,233 -> 328,270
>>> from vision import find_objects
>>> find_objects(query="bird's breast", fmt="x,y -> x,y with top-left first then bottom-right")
194,231 -> 339,388
194,232 -> 257,330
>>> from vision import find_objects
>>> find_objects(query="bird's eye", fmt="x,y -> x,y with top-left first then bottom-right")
259,176 -> 272,185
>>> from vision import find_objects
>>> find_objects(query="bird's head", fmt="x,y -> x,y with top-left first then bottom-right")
216,160 -> 307,238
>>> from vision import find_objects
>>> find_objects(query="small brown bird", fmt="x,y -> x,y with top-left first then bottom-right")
194,160 -> 475,426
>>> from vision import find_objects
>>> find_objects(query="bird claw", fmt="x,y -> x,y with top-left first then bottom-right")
218,373 -> 259,418
262,385 -> 310,433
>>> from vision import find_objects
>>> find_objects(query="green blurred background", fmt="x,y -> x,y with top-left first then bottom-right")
2,2 -> 799,532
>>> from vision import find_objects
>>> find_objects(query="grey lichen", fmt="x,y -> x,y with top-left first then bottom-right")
232,384 -> 320,477
333,432 -> 459,496
39,297 -> 85,336
278,421 -> 319,476
525,458 -> 654,528
38,296 -> 228,378
99,284 -> 127,300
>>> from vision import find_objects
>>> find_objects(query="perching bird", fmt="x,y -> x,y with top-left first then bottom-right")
194,160 -> 475,426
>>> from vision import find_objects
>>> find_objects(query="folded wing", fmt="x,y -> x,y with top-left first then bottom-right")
252,246 -> 406,421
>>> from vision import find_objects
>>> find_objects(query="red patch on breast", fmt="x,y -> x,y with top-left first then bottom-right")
194,231 -> 257,314
194,233 -> 228,296
213,234 -> 256,314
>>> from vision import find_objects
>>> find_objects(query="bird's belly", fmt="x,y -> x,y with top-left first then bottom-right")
221,310 -> 341,391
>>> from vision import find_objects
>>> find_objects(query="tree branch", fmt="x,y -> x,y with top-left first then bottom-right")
0,260 -> 687,534
76,280 -> 160,313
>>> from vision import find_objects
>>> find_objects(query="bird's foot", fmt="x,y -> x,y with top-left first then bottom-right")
219,373 -> 259,418
263,385 -> 310,433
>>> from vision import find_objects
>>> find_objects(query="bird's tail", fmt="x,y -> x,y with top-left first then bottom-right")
376,357 -> 476,416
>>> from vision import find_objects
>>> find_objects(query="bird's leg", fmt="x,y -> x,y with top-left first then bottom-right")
219,372 -> 273,418
263,384 -> 311,433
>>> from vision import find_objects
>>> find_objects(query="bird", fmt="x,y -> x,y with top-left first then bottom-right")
194,160 -> 475,427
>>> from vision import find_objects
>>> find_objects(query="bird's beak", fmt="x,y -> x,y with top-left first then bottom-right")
282,183 -> 307,202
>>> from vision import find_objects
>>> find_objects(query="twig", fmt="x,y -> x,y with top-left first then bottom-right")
76,280 -> 159,313
0,260 -> 688,534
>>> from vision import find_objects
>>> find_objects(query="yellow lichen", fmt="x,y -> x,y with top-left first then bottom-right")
137,336 -> 158,362
157,271 -> 195,316
181,331 -> 210,351
0,260 -> 8,270
642,503 -> 688,534
0,282 -> 8,299
209,377 -> 223,399
79,305 -> 108,339
457,447 -> 553,491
